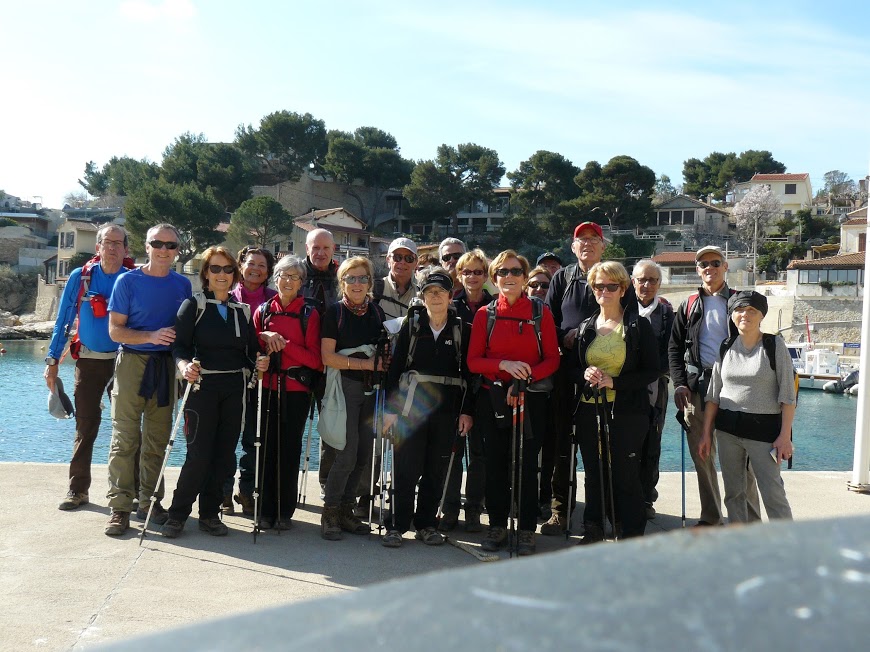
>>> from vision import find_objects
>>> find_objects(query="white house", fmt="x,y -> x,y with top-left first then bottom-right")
733,173 -> 813,219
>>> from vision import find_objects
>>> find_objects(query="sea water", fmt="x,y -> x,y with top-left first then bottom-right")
0,340 -> 860,471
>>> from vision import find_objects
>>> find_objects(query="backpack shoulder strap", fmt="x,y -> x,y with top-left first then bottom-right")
685,292 -> 701,320
194,292 -> 207,326
373,277 -> 385,301
405,306 -> 425,370
719,333 -> 737,362
761,333 -> 779,373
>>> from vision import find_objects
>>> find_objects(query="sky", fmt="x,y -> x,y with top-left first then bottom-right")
3,0 -> 870,209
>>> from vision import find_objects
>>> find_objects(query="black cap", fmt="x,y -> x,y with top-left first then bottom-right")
421,270 -> 453,293
727,290 -> 768,317
536,252 -> 562,266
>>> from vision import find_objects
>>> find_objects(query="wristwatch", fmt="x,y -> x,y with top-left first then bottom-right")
45,357 -> 58,366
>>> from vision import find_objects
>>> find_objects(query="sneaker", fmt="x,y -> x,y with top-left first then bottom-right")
438,512 -> 459,532
481,526 -> 508,552
136,501 -> 169,525
275,517 -> 293,531
464,511 -> 483,533
221,494 -> 235,516
104,510 -> 130,537
258,518 -> 274,531
198,517 -> 229,536
539,512 -> 566,536
517,530 -> 536,556
415,527 -> 445,546
538,501 -> 552,522
381,530 -> 403,548
233,492 -> 254,517
58,490 -> 89,511
339,503 -> 370,534
162,518 -> 184,539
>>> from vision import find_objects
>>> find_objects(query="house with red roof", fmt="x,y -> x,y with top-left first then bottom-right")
732,173 -> 813,220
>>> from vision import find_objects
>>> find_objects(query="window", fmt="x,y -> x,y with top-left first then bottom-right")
683,210 -> 695,225
808,270 -> 819,283
274,242 -> 280,255
784,184 -> 797,195
357,237 -> 366,248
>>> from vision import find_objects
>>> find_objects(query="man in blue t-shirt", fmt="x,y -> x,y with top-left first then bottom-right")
45,224 -> 132,511
104,223 -> 192,536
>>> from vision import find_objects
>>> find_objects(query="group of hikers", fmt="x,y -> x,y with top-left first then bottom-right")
44,218 -> 796,556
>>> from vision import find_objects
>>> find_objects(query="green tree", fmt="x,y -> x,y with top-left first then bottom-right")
78,157 -> 159,197
653,174 -> 678,204
507,150 -> 580,236
68,251 -> 93,270
819,170 -> 857,206
124,179 -> 223,264
796,208 -> 839,244
323,127 -> 414,224
682,150 -> 785,201
161,133 -> 253,212
235,110 -> 327,183
570,155 -> 656,230
226,196 -> 294,250
603,242 -> 627,261
404,143 -> 505,233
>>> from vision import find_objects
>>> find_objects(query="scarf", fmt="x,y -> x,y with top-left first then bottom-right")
637,296 -> 660,320
342,295 -> 370,317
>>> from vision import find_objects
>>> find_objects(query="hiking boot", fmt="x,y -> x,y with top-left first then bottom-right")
58,490 -> 89,511
464,511 -> 483,533
198,517 -> 229,536
538,501 -> 552,522
221,494 -> 235,516
415,527 -> 445,546
381,530 -> 403,548
540,512 -> 566,536
258,518 -> 274,531
517,530 -> 536,556
136,501 -> 168,526
234,492 -> 254,517
104,510 -> 130,537
321,506 -> 342,541
339,503 -> 370,534
438,512 -> 459,532
162,518 -> 185,539
578,523 -> 605,546
481,526 -> 508,551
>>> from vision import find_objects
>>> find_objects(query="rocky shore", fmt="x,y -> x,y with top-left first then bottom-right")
0,310 -> 54,340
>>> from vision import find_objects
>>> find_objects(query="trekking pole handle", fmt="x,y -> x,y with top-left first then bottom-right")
190,357 -> 202,392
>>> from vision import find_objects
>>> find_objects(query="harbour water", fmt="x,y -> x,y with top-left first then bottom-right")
0,339 -> 860,471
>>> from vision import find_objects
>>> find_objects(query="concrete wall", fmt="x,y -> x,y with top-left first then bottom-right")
0,229 -> 42,264
253,173 -> 388,223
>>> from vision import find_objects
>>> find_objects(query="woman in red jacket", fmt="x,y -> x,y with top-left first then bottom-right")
254,255 -> 322,531
467,250 -> 560,555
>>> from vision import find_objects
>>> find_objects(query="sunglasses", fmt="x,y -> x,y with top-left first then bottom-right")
495,267 -> 524,278
460,269 -> 485,277
634,277 -> 660,285
208,264 -> 234,274
149,240 -> 178,250
441,252 -> 463,262
592,283 -> 621,293
390,253 -> 417,264
528,281 -> 550,290
277,273 -> 302,282
344,274 -> 371,285
697,259 -> 723,269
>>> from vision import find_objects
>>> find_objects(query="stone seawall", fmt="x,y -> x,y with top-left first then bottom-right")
793,297 -> 862,344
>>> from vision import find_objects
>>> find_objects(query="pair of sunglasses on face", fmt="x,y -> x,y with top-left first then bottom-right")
495,267 -> 524,278
441,252 -> 463,262
528,281 -> 550,290
390,253 -> 417,263
208,264 -> 234,274
460,269 -> 485,277
149,240 -> 178,250
697,259 -> 723,269
344,275 -> 371,285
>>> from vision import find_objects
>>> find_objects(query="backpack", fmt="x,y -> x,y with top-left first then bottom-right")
485,296 -> 545,359
64,254 -> 136,359
194,292 -> 252,327
255,296 -> 317,338
373,277 -> 414,316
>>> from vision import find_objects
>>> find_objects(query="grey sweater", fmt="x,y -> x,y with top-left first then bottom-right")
706,335 -> 796,414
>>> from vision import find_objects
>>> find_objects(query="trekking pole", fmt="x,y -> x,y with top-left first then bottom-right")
516,378 -> 527,556
139,358 -> 199,546
601,392 -> 618,542
274,354 -> 283,535
378,395 -> 388,535
680,421 -> 686,529
509,379 -> 519,559
437,430 -> 463,524
298,394 -> 316,506
592,387 -> 608,542
566,384 -> 580,541
252,355 -> 265,542
369,345 -> 384,529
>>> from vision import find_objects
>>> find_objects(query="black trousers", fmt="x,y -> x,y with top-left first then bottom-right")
259,389 -> 310,520
392,408 -> 455,533
443,424 -> 485,517
548,367 -> 578,519
537,380 -> 564,507
222,388 -> 257,498
576,400 -> 647,538
481,388 -> 546,532
640,377 -> 668,506
169,373 -> 246,522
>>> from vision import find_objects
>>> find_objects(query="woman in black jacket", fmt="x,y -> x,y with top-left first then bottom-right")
381,269 -> 474,548
572,261 -> 658,544
163,246 -> 269,539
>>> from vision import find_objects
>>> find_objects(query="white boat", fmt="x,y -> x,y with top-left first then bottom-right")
787,343 -> 858,390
